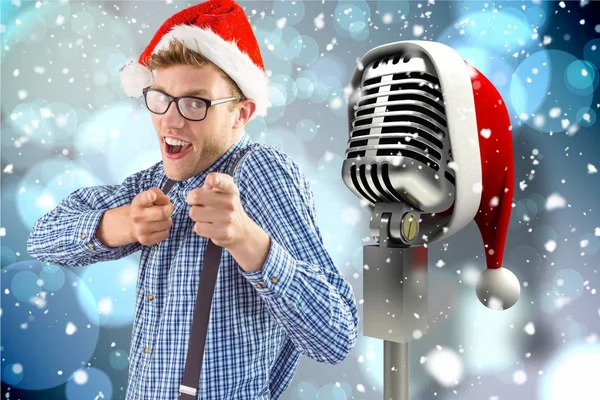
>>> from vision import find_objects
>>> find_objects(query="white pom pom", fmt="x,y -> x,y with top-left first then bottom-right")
119,61 -> 153,98
475,267 -> 521,310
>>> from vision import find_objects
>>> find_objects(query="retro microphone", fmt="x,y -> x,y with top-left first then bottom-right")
342,40 -> 521,399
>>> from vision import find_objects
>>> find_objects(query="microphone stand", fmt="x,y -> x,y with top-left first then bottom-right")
364,203 -> 428,400
384,341 -> 410,400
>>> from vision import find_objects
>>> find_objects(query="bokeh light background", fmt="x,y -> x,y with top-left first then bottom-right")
1,1 -> 600,399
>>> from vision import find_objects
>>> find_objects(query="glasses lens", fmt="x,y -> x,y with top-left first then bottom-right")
178,97 -> 207,121
145,90 -> 170,114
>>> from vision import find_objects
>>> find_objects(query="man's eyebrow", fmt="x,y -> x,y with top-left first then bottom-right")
150,85 -> 210,97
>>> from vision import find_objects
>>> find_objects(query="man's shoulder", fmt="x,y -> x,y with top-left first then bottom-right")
234,143 -> 310,199
240,143 -> 301,176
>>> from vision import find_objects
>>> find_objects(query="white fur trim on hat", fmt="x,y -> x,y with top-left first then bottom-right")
120,61 -> 154,98
152,24 -> 270,117
348,40 -> 482,242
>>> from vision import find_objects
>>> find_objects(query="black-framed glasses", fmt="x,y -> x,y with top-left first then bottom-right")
142,87 -> 237,121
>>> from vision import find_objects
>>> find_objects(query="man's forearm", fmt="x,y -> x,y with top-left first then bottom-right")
96,205 -> 136,248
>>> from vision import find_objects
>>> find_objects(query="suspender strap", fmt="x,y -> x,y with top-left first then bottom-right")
173,144 -> 256,399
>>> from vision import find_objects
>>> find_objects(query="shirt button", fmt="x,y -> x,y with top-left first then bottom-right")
148,294 -> 154,301
255,283 -> 264,289
144,346 -> 151,354
153,244 -> 159,251
87,244 -> 95,251
80,233 -> 87,240
270,276 -> 278,284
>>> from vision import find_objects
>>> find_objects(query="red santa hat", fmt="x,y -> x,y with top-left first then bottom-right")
119,0 -> 269,117
348,40 -> 521,310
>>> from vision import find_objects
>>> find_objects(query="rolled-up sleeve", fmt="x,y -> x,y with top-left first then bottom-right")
234,146 -> 359,365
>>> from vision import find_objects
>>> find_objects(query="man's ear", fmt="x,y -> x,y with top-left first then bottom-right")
232,99 -> 256,129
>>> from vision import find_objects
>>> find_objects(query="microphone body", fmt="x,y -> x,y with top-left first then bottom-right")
342,40 -> 519,400
343,46 -> 460,343
342,48 -> 457,247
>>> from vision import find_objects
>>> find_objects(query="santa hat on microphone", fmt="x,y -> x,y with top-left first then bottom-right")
119,0 -> 269,117
349,40 -> 521,310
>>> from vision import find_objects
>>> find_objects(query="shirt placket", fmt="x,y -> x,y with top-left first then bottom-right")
133,182 -> 184,400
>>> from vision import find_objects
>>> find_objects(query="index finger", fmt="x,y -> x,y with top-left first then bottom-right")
133,188 -> 164,208
208,173 -> 238,194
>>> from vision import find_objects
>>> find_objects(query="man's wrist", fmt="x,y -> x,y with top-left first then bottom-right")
96,205 -> 137,248
227,216 -> 271,273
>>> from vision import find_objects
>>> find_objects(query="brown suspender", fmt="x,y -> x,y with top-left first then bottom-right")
143,145 -> 255,399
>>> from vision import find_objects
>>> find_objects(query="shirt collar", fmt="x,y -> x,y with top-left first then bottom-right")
161,130 -> 252,191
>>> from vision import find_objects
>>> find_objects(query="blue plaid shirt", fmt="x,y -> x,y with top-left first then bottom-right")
27,131 -> 359,400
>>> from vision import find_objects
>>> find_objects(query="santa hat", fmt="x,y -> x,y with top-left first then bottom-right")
348,40 -> 521,310
119,0 -> 269,117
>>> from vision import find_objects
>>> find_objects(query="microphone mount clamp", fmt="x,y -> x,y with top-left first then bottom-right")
370,203 -> 422,248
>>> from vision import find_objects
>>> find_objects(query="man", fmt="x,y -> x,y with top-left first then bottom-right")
26,0 -> 358,399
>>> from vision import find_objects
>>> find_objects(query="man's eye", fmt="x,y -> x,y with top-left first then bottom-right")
185,100 -> 205,108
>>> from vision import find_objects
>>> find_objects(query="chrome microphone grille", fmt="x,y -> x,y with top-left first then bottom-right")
342,51 -> 455,214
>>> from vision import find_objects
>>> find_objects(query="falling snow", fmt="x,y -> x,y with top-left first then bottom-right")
66,322 -> 77,335
545,240 -> 557,252
314,13 -> 325,30
513,369 -> 528,385
524,322 -> 536,335
2,2 -> 599,399
424,347 -> 464,387
480,128 -> 492,139
545,193 -> 567,211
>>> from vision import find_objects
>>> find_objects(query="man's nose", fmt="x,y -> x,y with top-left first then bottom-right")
161,101 -> 186,129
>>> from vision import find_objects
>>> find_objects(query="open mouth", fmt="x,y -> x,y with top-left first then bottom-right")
164,140 -> 193,159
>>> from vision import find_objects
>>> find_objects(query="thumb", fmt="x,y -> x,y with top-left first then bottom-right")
145,190 -> 157,205
205,173 -> 221,190
153,190 -> 170,206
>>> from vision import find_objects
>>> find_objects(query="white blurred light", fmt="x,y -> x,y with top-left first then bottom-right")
545,240 -> 557,252
541,344 -> 600,400
12,364 -> 23,374
35,193 -> 57,210
342,207 -> 361,226
524,322 -> 536,335
73,369 -> 88,385
513,369 -> 527,385
118,266 -> 137,287
66,322 -> 77,335
462,265 -> 480,286
98,297 -> 113,315
424,347 -> 464,387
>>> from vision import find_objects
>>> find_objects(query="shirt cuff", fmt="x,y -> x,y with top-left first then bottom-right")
238,237 -> 297,298
72,209 -> 114,253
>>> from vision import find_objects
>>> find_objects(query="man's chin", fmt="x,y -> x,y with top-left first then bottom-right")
163,162 -> 192,182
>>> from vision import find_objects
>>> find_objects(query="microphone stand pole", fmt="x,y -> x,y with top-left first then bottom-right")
364,204 -> 428,400
384,341 -> 410,400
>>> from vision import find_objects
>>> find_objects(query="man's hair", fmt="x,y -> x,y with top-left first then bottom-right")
148,40 -> 246,112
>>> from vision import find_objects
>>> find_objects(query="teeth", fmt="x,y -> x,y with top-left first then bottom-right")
165,137 -> 190,146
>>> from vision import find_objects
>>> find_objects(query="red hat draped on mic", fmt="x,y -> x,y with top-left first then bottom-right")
418,40 -> 521,310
